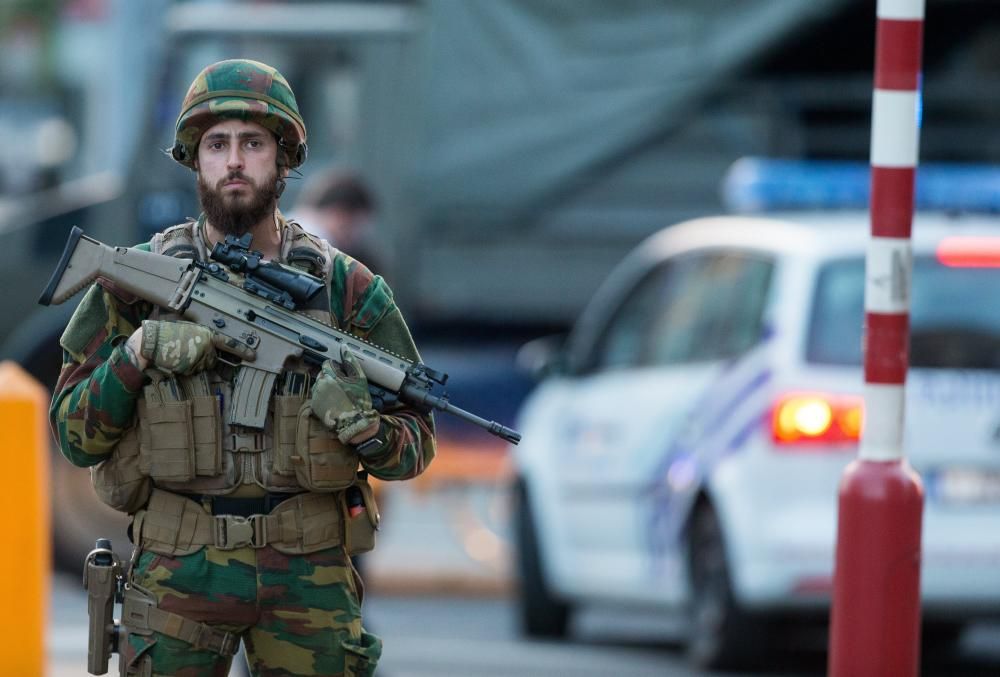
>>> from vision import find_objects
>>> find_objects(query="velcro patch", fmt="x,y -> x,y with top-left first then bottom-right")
349,275 -> 394,332
59,284 -> 111,359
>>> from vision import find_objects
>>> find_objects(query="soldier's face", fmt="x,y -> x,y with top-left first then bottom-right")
196,119 -> 282,234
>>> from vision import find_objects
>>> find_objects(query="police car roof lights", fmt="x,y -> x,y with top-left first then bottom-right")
722,157 -> 1000,214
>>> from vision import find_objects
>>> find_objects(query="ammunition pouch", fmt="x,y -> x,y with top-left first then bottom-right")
137,372 -> 223,483
134,374 -> 360,495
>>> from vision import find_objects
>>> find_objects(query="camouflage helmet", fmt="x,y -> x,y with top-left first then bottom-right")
171,59 -> 308,170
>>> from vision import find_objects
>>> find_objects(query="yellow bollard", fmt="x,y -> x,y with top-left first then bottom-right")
0,361 -> 51,676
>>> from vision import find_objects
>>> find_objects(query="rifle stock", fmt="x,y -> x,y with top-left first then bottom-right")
39,226 -> 195,309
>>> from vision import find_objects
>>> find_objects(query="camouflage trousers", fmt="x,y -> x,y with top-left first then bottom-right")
120,544 -> 381,677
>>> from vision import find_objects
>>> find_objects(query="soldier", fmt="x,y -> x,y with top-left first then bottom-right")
50,59 -> 435,677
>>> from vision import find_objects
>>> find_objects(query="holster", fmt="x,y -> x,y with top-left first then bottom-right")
83,541 -> 123,675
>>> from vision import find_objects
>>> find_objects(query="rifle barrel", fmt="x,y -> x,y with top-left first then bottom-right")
401,384 -> 521,444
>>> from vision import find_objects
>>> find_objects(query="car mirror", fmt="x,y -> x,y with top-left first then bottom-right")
515,334 -> 570,381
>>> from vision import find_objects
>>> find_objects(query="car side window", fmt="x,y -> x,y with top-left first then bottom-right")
645,252 -> 773,366
587,261 -> 681,371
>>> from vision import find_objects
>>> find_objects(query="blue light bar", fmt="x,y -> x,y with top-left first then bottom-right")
722,157 -> 1000,214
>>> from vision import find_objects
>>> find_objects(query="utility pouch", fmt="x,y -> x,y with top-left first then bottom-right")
137,375 -> 195,482
83,539 -> 123,676
343,478 -> 380,556
91,426 -> 151,514
291,402 -> 359,492
135,490 -> 208,557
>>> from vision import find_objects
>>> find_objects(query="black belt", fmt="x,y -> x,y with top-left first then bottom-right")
178,492 -> 303,517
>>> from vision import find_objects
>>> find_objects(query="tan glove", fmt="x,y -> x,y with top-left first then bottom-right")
139,320 -> 255,375
310,349 -> 380,445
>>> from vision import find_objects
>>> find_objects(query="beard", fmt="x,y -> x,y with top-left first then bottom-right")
198,169 -> 280,236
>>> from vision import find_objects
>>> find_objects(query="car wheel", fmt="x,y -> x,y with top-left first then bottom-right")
922,621 -> 966,656
686,503 -> 765,669
513,480 -> 571,638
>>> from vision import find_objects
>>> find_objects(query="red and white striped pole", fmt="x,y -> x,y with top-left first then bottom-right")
828,1 -> 926,675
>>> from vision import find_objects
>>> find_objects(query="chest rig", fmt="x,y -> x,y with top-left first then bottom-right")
91,216 -> 366,513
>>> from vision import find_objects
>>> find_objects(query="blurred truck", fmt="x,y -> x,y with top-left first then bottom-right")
2,0 -> 998,569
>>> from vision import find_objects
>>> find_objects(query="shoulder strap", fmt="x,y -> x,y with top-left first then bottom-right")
152,220 -> 201,260
278,219 -> 339,326
282,219 -> 333,280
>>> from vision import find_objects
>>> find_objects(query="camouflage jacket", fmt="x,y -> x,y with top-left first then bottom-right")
49,213 -> 435,483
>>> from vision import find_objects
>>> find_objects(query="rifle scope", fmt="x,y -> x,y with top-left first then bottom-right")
211,234 -> 324,305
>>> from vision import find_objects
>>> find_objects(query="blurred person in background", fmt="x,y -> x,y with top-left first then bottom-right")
293,169 -> 390,588
294,169 -> 387,278
49,59 -> 435,677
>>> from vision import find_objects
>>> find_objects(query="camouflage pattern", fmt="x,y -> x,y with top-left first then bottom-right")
139,319 -> 257,375
51,268 -> 153,467
174,59 -> 307,170
328,255 -> 394,330
123,545 -> 380,676
311,350 -> 380,444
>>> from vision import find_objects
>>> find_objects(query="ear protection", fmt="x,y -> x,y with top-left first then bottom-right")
170,142 -> 189,164
280,139 -> 308,168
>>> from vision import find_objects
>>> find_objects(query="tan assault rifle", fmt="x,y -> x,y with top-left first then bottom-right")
40,226 -> 521,443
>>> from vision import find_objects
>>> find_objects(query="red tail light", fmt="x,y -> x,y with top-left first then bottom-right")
936,237 -> 1000,268
772,393 -> 863,446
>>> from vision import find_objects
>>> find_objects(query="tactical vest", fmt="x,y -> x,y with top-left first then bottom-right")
91,216 -> 369,514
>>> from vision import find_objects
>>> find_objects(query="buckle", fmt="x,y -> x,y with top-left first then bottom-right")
192,623 -> 241,657
120,586 -> 154,630
214,515 -> 266,549
218,630 -> 241,657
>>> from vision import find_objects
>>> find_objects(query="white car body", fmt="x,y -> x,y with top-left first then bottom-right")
512,213 -> 1000,632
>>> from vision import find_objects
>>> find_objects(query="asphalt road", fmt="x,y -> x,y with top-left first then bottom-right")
48,572 -> 1000,677
368,595 -> 1000,677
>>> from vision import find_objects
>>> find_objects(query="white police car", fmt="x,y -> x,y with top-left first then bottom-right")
510,208 -> 1000,669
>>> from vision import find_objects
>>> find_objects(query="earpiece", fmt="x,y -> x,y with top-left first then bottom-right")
171,142 -> 188,163
278,138 -> 308,169
294,142 -> 308,167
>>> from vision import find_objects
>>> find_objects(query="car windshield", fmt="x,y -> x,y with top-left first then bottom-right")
807,255 -> 1000,369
